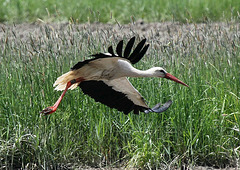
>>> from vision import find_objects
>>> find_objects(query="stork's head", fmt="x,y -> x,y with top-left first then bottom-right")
152,67 -> 189,87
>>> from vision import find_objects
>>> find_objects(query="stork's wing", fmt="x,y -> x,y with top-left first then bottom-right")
79,77 -> 148,114
105,77 -> 149,108
71,37 -> 149,70
79,78 -> 172,114
91,36 -> 150,64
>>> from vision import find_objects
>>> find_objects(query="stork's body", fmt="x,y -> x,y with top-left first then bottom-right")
40,37 -> 189,115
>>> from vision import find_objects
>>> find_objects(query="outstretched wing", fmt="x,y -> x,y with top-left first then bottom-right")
72,37 -> 149,70
92,37 -> 149,63
79,77 -> 148,114
79,77 -> 172,114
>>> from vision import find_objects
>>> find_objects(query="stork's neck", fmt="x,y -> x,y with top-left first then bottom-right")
128,67 -> 156,77
118,60 -> 156,78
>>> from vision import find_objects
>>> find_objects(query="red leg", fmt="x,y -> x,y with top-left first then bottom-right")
40,77 -> 84,115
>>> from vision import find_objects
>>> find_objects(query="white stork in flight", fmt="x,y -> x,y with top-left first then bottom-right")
40,37 -> 189,115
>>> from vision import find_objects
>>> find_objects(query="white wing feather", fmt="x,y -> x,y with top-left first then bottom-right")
103,77 -> 149,108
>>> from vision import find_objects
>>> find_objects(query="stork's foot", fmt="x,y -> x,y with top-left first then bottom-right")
40,106 -> 56,115
144,100 -> 172,114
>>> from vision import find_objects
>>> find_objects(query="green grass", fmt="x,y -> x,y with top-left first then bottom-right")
0,23 -> 240,169
0,0 -> 239,23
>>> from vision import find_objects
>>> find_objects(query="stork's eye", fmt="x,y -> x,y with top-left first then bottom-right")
159,70 -> 165,73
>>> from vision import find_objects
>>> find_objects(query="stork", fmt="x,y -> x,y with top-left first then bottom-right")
40,37 -> 189,115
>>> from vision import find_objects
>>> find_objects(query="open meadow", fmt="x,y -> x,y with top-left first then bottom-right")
0,0 -> 240,169
0,21 -> 239,169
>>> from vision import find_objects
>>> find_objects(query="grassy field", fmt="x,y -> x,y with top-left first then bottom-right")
0,0 -> 240,169
0,0 -> 239,23
0,22 -> 239,169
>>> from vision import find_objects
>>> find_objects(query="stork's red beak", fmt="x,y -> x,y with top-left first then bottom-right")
164,73 -> 189,87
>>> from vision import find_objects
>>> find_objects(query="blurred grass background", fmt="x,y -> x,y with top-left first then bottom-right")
0,0 -> 239,23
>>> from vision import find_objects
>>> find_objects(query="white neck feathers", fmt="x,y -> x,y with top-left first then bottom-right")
117,59 -> 157,78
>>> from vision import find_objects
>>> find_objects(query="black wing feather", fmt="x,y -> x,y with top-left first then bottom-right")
108,46 -> 115,56
124,37 -> 135,58
131,44 -> 149,64
71,58 -> 95,70
116,40 -> 123,56
71,36 -> 149,70
128,38 -> 147,62
79,80 -> 146,114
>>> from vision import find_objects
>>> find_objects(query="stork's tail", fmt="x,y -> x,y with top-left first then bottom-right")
53,71 -> 80,91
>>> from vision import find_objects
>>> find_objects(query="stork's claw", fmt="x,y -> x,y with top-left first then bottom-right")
144,100 -> 172,114
40,106 -> 56,115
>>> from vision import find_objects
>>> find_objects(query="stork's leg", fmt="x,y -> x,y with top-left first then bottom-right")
40,77 -> 84,115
